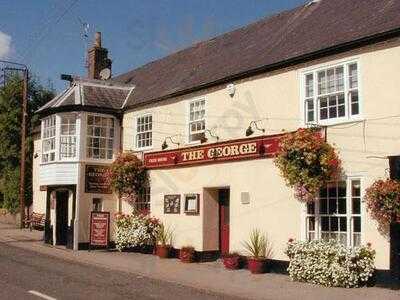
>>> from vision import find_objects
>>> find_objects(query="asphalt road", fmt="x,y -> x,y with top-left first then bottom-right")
0,243 -> 244,300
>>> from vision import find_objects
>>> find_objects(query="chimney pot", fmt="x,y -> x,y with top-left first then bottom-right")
94,32 -> 102,48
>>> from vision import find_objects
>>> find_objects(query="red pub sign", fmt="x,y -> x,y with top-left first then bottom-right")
89,212 -> 110,248
144,133 -> 284,169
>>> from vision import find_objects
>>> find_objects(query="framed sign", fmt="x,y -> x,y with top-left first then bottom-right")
89,211 -> 110,249
164,194 -> 181,214
184,194 -> 200,215
85,165 -> 112,194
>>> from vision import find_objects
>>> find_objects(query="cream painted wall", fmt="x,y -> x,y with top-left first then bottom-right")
32,135 -> 46,214
122,39 -> 400,270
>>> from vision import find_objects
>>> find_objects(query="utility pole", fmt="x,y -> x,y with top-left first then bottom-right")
0,60 -> 28,229
19,68 -> 28,228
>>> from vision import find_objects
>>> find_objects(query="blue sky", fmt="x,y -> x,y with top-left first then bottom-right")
0,0 -> 306,91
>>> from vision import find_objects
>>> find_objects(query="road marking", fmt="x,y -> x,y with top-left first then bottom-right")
28,290 -> 57,300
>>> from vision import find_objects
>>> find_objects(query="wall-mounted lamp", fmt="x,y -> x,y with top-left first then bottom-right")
245,120 -> 265,137
34,153 -> 39,159
161,135 -> 180,150
200,129 -> 219,144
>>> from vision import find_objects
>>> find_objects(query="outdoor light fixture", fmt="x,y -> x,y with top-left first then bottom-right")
245,120 -> 265,137
161,135 -> 180,150
200,129 -> 219,144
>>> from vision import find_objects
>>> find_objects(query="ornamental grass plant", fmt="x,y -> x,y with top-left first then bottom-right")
285,239 -> 375,288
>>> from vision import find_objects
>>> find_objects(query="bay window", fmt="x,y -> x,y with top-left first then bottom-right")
188,98 -> 206,143
60,115 -> 77,159
136,114 -> 152,149
42,115 -> 56,162
305,178 -> 362,247
87,115 -> 114,160
303,61 -> 360,124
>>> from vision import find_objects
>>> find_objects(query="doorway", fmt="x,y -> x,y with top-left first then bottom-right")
219,189 -> 230,255
56,190 -> 69,246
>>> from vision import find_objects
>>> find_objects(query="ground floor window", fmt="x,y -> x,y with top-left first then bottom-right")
135,186 -> 150,213
306,178 -> 362,247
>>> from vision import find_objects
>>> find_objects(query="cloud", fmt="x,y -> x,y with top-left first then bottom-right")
0,31 -> 11,59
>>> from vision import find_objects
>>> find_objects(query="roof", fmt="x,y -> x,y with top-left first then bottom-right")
37,79 -> 134,115
113,0 -> 400,109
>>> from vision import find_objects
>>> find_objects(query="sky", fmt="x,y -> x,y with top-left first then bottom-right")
0,0 -> 306,91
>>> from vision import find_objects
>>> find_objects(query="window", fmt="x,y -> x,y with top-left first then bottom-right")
135,186 -> 150,213
136,114 -> 152,149
303,62 -> 360,124
188,98 -> 206,143
92,198 -> 103,212
42,115 -> 56,163
60,115 -> 77,159
87,115 -> 114,160
305,179 -> 362,247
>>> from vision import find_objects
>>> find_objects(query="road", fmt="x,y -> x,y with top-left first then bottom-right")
0,243 -> 244,300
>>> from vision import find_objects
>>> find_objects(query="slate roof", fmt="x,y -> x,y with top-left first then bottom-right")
36,79 -> 134,114
113,0 -> 400,109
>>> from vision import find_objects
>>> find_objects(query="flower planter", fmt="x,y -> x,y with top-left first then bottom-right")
156,245 -> 170,258
180,247 -> 195,263
247,258 -> 266,274
222,255 -> 241,270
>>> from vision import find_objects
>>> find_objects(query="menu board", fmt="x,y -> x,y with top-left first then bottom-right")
164,194 -> 181,214
184,194 -> 200,215
89,212 -> 110,248
85,165 -> 112,194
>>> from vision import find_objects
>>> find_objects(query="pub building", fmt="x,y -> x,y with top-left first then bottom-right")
33,1 -> 400,277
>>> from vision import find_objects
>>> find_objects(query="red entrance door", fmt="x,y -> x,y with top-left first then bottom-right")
219,189 -> 230,255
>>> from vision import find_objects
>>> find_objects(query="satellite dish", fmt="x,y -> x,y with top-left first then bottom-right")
99,68 -> 111,80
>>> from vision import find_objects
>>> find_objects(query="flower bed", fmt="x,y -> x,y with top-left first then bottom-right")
285,240 -> 375,288
114,212 -> 161,251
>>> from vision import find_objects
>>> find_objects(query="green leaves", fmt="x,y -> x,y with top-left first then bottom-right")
0,75 -> 54,212
242,229 -> 272,259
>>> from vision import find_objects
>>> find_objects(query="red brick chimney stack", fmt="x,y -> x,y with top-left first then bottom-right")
87,32 -> 112,80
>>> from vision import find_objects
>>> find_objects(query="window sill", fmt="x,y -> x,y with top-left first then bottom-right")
305,116 -> 365,128
134,147 -> 154,152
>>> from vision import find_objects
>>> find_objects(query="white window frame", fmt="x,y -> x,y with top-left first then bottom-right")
59,114 -> 77,160
135,113 -> 153,151
41,115 -> 56,163
86,114 -> 115,160
187,97 -> 206,144
300,59 -> 363,126
304,176 -> 363,248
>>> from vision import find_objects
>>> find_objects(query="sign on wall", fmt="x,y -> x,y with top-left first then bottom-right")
164,194 -> 181,214
184,194 -> 200,215
144,134 -> 282,169
89,211 -> 110,249
85,165 -> 112,194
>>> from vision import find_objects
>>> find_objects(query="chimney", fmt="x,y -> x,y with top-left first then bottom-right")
87,32 -> 112,80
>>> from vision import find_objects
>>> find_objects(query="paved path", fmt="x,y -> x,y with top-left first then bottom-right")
0,243 -> 242,300
0,223 -> 399,300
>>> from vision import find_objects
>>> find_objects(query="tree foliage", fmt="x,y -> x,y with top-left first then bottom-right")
0,75 -> 54,213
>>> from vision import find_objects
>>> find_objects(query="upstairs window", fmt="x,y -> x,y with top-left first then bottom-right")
305,179 -> 362,247
136,114 -> 152,149
188,98 -> 206,143
303,62 -> 360,125
87,115 -> 114,160
60,115 -> 77,159
42,115 -> 56,163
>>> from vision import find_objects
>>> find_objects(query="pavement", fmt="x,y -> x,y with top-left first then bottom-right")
0,223 -> 399,300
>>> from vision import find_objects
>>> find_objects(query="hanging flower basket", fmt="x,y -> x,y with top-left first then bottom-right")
274,128 -> 341,202
365,179 -> 400,232
108,152 -> 148,205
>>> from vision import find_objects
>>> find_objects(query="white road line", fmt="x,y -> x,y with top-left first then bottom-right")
28,290 -> 57,300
